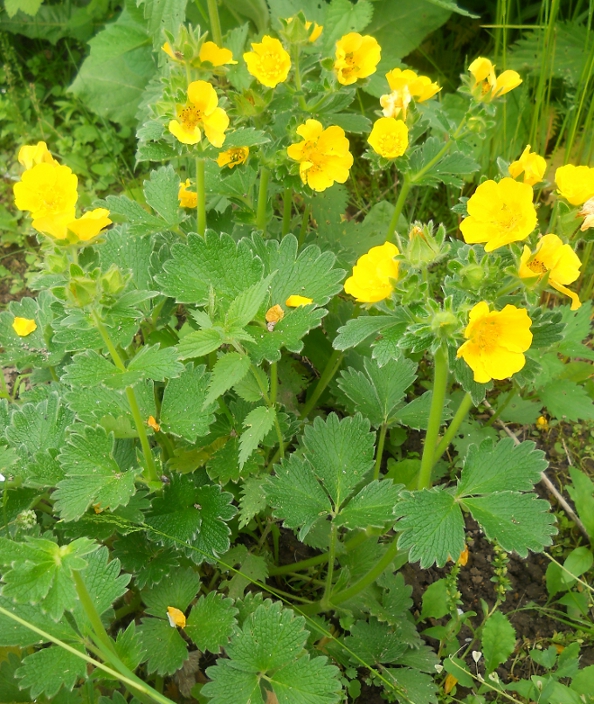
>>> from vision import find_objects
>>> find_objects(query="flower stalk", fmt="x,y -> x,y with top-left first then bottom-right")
433,392 -> 473,466
300,349 -> 344,419
373,423 -> 388,480
196,156 -> 206,235
256,166 -> 270,234
206,0 -> 223,47
418,345 -> 449,490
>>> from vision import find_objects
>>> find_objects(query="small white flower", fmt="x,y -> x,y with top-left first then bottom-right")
488,672 -> 500,683
472,651 -> 483,663
434,664 -> 444,673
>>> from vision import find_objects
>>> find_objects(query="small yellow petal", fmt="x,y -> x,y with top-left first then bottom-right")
147,416 -> 161,432
68,209 -> 112,241
166,606 -> 186,629
199,41 -> 237,66
285,295 -> 313,307
265,304 -> 285,323
12,317 -> 37,337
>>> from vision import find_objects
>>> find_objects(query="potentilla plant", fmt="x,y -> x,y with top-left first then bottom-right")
1,7 -> 593,704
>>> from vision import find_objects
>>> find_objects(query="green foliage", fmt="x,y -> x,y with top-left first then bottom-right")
185,592 -> 238,653
481,611 -> 516,673
16,646 -> 87,699
160,364 -> 216,441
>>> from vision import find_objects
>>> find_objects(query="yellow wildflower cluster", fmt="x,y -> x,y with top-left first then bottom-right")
13,141 -> 111,241
468,57 -> 522,101
287,119 -> 353,192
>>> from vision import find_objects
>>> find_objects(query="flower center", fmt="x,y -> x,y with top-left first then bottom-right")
229,149 -> 245,163
528,258 -> 548,275
180,105 -> 203,130
472,318 -> 501,353
259,53 -> 284,80
496,203 -> 520,231
378,133 -> 405,155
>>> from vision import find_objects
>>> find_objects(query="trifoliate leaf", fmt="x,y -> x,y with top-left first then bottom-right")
239,406 -> 276,467
142,568 -> 200,617
249,234 -> 345,307
267,455 -> 332,540
204,353 -> 251,407
337,356 -> 417,427
203,601 -> 342,704
333,315 -> 405,351
155,232 -> 263,305
225,273 -> 276,329
160,364 -> 216,442
54,426 -> 141,521
539,380 -> 594,422
457,438 -> 547,496
0,536 -> 98,620
384,667 -> 438,704
0,596 -> 79,647
396,488 -> 465,568
301,413 -> 375,511
336,480 -> 402,530
481,611 -> 516,673
344,618 -> 408,664
244,306 -> 327,364
6,392 -> 74,455
462,492 -> 556,556
16,645 -> 86,699
138,616 -> 189,676
112,532 -> 179,589
143,165 -> 182,226
186,592 -> 238,653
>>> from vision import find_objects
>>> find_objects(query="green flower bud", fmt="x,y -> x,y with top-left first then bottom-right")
67,275 -> 98,308
101,266 -> 126,295
460,263 -> 486,289
405,222 -> 449,268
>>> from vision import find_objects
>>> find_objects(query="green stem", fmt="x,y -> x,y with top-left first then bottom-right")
292,46 -> 307,111
256,166 -> 270,233
196,156 -> 206,236
373,423 -> 388,480
206,0 -> 223,46
298,202 -> 311,247
433,392 -> 473,465
282,186 -> 292,235
0,371 -> 10,400
417,345 -> 449,490
270,361 -> 278,405
386,174 -> 411,238
332,536 -> 400,606
92,312 -> 158,483
321,522 -> 338,609
485,386 -> 516,427
300,350 -> 344,419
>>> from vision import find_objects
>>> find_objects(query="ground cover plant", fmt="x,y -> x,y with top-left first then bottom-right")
1,0 -> 594,702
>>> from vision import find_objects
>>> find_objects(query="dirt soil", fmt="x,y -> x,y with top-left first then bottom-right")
0,245 -> 32,307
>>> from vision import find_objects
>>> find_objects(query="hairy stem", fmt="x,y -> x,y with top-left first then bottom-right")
433,392 -> 473,465
373,423 -> 388,480
196,156 -> 206,236
256,166 -> 270,233
418,345 -> 449,490
300,349 -> 344,419
282,186 -> 292,235
321,522 -> 338,609
206,0 -> 223,46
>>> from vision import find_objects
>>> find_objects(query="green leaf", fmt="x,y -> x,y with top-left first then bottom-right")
225,273 -> 276,329
155,232 -> 263,305
55,426 -> 141,521
112,532 -> 179,589
250,234 -> 344,308
392,391 -> 434,430
239,476 -> 267,528
420,578 -> 450,620
178,327 -> 225,359
185,592 -> 238,653
267,455 -> 332,540
115,622 -> 146,672
203,601 -> 341,704
143,0 -> 187,49
301,413 -> 375,510
395,488 -> 465,568
411,139 -> 480,187
76,546 -> 130,617
62,350 -> 120,387
456,438 -> 547,496
567,467 -> 594,540
69,5 -> 156,125
561,546 -> 594,587
331,112 -> 372,134
539,380 -> 594,422
384,668 -> 438,704
143,568 -> 200,617
462,492 -> 556,557
344,618 -> 407,664
244,306 -> 326,364
100,195 -> 166,236
124,344 -> 184,384
16,646 -> 86,699
6,392 -> 74,455
205,353 -> 251,407
322,0 -> 373,52
0,596 -> 79,647
223,128 -> 270,148
0,537 -> 97,620
138,617 -> 189,676
481,611 -> 516,673
337,356 -> 417,427
160,364 -> 216,442
5,0 -> 43,18
336,480 -> 402,529
239,406 -> 276,467
0,653 -> 29,703
333,315 -> 402,351
143,165 -> 182,225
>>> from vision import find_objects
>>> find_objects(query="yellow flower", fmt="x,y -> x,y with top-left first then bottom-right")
13,162 -> 78,220
287,119 -> 353,192
368,117 -> 409,159
344,242 -> 399,303
307,21 -> 323,42
162,42 -> 184,62
457,302 -> 532,383
199,41 -> 237,66
243,36 -> 291,88
468,57 -> 521,100
265,304 -> 285,323
147,416 -> 161,432
217,146 -> 249,169
12,317 -> 37,337
18,141 -> 57,170
285,295 -> 313,307
381,68 -> 441,119
460,177 -> 537,252
166,606 -> 186,629
555,164 -> 594,206
536,415 -> 549,431
509,145 -> 547,186
168,80 -> 229,147
178,179 -> 197,208
334,32 -> 381,86
68,209 -> 112,241
578,197 -> 594,231
519,233 -> 582,310
457,546 -> 469,566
